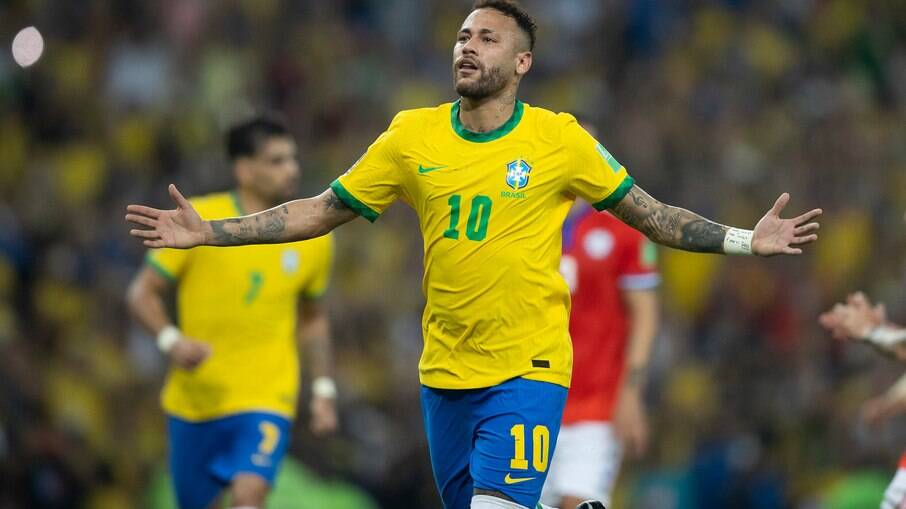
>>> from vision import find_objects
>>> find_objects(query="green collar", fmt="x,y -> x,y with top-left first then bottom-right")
230,191 -> 247,215
451,99 -> 524,143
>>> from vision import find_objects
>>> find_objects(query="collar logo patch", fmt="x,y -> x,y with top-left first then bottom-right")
505,159 -> 532,190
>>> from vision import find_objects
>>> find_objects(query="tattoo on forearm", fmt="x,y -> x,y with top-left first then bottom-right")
209,206 -> 290,246
259,207 -> 287,241
210,218 -> 244,245
680,220 -> 727,252
324,192 -> 350,212
630,189 -> 648,209
611,186 -> 728,253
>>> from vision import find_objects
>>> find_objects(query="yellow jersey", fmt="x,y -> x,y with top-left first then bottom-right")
146,192 -> 334,421
332,101 -> 633,389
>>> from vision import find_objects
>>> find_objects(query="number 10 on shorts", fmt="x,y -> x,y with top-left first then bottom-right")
510,424 -> 550,472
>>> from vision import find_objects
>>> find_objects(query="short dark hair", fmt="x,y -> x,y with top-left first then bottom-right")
226,115 -> 290,161
473,0 -> 537,51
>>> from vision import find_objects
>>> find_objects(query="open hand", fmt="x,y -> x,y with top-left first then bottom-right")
818,292 -> 885,341
752,193 -> 822,256
127,184 -> 208,249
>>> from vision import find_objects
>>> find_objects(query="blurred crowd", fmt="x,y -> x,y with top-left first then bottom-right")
0,0 -> 904,508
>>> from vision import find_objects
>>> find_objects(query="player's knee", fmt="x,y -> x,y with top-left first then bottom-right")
560,496 -> 585,509
230,474 -> 269,506
471,494 -> 530,509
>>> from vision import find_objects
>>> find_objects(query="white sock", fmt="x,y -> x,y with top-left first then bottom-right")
471,494 -> 530,508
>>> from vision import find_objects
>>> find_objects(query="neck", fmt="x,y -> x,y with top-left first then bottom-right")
235,188 -> 273,215
458,88 -> 518,133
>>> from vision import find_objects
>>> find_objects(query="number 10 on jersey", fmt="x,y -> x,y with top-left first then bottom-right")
443,194 -> 493,242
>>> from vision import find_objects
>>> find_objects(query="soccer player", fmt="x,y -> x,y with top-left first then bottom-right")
126,2 -> 821,508
540,196 -> 660,508
126,116 -> 338,509
819,292 -> 906,509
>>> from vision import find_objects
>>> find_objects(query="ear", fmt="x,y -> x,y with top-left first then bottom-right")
515,51 -> 533,77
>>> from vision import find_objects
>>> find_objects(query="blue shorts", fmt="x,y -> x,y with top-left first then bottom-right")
167,412 -> 292,509
421,377 -> 568,509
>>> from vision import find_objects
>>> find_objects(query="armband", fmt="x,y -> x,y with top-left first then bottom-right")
723,228 -> 753,255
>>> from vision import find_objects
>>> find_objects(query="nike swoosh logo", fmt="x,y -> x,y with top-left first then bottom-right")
418,164 -> 448,174
504,473 -> 536,485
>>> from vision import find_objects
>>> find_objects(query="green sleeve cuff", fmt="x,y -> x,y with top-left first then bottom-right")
592,175 -> 635,211
145,254 -> 177,282
330,179 -> 379,223
301,289 -> 327,301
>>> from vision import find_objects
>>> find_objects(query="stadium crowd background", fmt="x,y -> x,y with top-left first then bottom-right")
0,0 -> 904,507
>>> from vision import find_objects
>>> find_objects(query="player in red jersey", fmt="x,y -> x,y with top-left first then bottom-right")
820,292 -> 906,509
540,201 -> 660,509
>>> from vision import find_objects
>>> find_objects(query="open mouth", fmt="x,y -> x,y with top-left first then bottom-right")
457,59 -> 479,74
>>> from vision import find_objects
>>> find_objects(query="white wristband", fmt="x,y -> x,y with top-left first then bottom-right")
312,377 -> 337,399
157,325 -> 181,353
864,325 -> 906,349
723,228 -> 754,255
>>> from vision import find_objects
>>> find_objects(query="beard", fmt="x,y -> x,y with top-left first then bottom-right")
455,64 -> 508,100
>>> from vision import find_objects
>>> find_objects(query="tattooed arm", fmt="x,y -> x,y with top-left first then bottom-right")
609,185 -> 822,256
127,184 -> 359,248
206,189 -> 356,246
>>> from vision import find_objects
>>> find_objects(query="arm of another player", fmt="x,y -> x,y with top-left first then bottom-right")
609,185 -> 822,256
126,184 -> 359,249
298,298 -> 339,435
125,266 -> 212,370
818,292 -> 906,362
613,287 -> 659,459
862,373 -> 906,426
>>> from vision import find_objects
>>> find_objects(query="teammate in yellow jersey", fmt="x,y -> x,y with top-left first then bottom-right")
126,2 -> 822,508
126,116 -> 338,509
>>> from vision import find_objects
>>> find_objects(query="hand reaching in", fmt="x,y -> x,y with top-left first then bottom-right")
818,292 -> 886,341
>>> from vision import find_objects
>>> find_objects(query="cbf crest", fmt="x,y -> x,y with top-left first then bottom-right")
505,160 -> 532,190
281,250 -> 299,274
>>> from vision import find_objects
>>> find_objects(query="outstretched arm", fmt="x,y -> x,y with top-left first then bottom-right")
127,184 -> 359,248
609,185 -> 822,256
